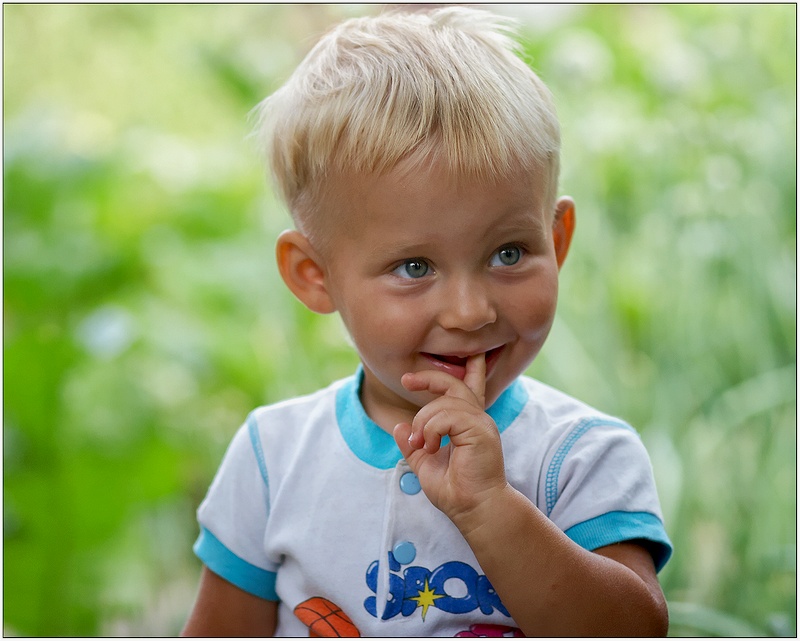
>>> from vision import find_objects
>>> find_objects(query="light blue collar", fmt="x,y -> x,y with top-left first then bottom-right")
335,366 -> 528,470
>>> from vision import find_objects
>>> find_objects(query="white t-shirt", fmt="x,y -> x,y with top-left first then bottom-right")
194,369 -> 672,636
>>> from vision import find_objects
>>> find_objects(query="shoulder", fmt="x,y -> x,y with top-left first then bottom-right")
505,376 -> 639,456
503,376 -> 655,512
196,377 -> 350,499
250,375 -> 350,424
515,374 -> 648,462
199,376 -> 353,496
516,376 -> 631,430
242,374 -> 355,475
246,375 -> 351,445
511,377 -> 672,570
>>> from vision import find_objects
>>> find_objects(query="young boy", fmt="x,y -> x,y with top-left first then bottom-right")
182,7 -> 672,637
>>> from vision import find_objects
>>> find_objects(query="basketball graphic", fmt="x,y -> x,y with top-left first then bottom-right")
293,597 -> 361,637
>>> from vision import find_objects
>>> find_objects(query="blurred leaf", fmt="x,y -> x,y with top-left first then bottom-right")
3,3 -> 796,636
668,601 -> 770,637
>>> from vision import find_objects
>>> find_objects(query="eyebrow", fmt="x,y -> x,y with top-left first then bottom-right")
481,207 -> 551,243
366,239 -> 435,262
366,209 -> 549,263
496,210 -> 549,234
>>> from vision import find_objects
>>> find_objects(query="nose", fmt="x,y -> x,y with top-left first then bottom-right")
437,276 -> 497,332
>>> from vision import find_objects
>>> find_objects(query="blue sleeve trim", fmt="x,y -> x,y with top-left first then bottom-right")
193,526 -> 279,601
564,510 -> 673,573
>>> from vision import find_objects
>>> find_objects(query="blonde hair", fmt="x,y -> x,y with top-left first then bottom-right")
255,6 -> 560,237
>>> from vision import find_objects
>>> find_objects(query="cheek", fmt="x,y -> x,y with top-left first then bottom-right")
340,292 -> 423,353
511,278 -> 559,338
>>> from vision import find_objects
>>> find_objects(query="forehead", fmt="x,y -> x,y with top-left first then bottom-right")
316,157 -> 550,245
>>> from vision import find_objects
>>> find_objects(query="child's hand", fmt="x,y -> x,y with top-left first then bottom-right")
392,353 -> 508,526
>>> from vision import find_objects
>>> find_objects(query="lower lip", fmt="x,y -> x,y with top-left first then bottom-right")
421,346 -> 505,380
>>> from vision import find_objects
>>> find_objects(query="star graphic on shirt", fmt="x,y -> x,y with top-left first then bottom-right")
411,578 -> 444,621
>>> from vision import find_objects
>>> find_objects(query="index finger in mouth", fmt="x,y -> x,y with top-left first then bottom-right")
401,354 -> 486,406
463,351 -> 486,407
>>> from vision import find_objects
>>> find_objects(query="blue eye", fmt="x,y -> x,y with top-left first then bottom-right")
394,259 -> 430,279
491,246 -> 522,266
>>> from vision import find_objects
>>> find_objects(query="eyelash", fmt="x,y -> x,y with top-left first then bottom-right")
390,244 -> 526,280
490,244 -> 525,267
392,259 -> 431,279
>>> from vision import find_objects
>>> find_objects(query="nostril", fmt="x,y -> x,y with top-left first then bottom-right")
439,295 -> 497,332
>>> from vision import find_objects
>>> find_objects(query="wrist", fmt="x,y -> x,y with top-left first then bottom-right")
449,481 -> 519,539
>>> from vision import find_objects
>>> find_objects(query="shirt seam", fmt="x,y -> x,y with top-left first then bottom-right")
544,417 -> 635,516
247,412 -> 271,515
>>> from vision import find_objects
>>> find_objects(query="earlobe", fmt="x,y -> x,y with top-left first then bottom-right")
553,197 -> 576,269
275,230 -> 336,314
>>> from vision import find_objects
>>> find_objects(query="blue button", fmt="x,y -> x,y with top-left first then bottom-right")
399,472 -> 421,495
392,541 -> 416,565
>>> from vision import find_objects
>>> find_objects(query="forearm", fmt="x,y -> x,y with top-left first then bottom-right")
454,484 -> 668,637
182,567 -> 278,637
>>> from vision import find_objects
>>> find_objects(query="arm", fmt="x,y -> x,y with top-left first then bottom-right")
455,484 -> 667,636
182,566 -> 278,637
393,354 -> 668,636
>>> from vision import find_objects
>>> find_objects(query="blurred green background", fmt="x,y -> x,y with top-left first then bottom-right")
3,3 -> 796,636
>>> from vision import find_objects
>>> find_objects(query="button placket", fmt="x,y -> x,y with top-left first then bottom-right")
390,462 -> 423,571
374,461 -> 425,621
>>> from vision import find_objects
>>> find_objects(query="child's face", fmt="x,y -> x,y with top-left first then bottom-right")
307,157 -> 572,429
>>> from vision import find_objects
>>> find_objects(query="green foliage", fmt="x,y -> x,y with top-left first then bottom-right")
3,4 -> 795,636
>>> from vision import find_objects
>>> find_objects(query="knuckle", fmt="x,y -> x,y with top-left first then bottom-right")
425,408 -> 453,435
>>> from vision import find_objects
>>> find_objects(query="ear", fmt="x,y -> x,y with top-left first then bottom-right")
275,230 -> 336,314
552,196 -> 576,269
